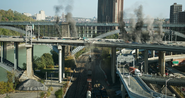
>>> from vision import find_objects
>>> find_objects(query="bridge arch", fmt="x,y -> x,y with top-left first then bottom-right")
0,26 -> 26,34
72,28 -> 185,55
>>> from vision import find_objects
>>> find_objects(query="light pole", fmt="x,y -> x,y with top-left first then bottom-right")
166,78 -> 172,98
129,70 -> 134,86
133,57 -> 135,68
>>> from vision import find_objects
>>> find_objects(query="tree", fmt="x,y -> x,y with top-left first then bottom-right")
41,53 -> 54,68
50,50 -> 58,65
0,14 -> 2,21
33,56 -> 45,70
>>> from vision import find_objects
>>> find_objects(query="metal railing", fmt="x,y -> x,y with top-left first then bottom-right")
116,60 -> 176,98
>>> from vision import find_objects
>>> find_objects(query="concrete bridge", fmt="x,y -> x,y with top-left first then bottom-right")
0,37 -> 185,82
1,37 -> 185,97
0,22 -> 185,38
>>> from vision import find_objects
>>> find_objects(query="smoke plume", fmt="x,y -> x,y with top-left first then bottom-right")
119,11 -> 127,41
54,0 -> 77,37
66,13 -> 77,37
133,5 -> 144,43
145,15 -> 154,43
155,20 -> 164,43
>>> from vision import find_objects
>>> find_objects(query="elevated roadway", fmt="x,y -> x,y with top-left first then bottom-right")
0,57 -> 23,77
140,75 -> 185,86
0,22 -> 185,27
139,55 -> 185,86
116,66 -> 174,98
0,38 -> 185,53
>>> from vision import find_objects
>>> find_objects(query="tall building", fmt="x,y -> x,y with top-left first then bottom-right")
178,11 -> 185,23
35,10 -> 45,20
170,3 -> 182,23
98,0 -> 124,23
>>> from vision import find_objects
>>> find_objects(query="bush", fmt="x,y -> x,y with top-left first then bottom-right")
47,65 -> 54,68
0,81 -> 6,94
49,86 -> 53,91
40,92 -> 45,98
46,90 -> 51,97
55,88 -> 63,98
0,82 -> 14,94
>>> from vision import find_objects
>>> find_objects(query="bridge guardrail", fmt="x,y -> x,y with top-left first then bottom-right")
136,76 -> 175,98
116,68 -> 150,98
116,60 -> 175,98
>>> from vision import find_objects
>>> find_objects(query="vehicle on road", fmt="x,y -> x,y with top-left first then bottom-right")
129,67 -> 142,76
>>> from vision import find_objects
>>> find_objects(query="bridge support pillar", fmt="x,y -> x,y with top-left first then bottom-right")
151,50 -> 155,57
159,51 -> 165,76
1,42 -> 7,63
26,45 -> 34,78
58,45 -> 65,83
62,46 -> 65,79
144,49 -> 148,74
121,83 -> 126,98
135,49 -> 139,64
14,42 -> 18,70
111,47 -> 116,84
1,42 -> 4,63
170,52 -> 173,55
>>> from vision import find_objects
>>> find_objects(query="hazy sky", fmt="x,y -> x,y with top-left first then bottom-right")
0,0 -> 185,18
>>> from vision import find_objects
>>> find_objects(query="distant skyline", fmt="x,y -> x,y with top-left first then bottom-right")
0,0 -> 185,18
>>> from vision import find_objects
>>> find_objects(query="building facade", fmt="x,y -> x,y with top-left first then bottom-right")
35,10 -> 46,20
170,3 -> 182,23
98,0 -> 124,23
178,11 -> 185,24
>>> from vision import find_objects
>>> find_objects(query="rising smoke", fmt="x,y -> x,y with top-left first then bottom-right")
133,5 -> 144,43
54,0 -> 77,37
145,15 -> 154,43
120,4 -> 164,44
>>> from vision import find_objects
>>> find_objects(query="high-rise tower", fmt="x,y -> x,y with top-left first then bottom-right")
98,0 -> 124,23
170,3 -> 182,23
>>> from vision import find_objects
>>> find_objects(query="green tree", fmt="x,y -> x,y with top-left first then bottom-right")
41,53 -> 54,68
0,14 -> 2,21
0,9 -> 35,22
106,34 -> 118,39
50,50 -> 58,65
7,71 -> 14,83
33,56 -> 46,70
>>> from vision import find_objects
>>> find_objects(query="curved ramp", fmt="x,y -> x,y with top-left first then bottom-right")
0,26 -> 26,34
0,26 -> 59,53
71,28 -> 185,55
71,30 -> 120,55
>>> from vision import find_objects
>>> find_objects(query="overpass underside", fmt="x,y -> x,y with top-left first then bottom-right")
141,76 -> 185,86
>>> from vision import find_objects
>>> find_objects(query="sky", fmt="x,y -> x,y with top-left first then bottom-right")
0,0 -> 185,19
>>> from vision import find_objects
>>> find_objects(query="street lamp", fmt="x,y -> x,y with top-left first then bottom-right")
166,78 -> 172,98
122,63 -> 127,75
129,70 -> 134,86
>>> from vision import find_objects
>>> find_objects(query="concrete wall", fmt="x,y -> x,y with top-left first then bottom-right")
61,23 -> 71,55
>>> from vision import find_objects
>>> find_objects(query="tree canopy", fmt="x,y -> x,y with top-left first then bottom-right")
0,9 -> 35,22
33,53 -> 54,70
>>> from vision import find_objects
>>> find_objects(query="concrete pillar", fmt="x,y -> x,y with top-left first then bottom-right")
144,49 -> 148,74
58,45 -> 62,83
135,49 -> 139,64
3,42 -> 7,60
121,83 -> 126,98
170,52 -> 173,55
14,42 -> 18,70
26,45 -> 33,78
151,50 -> 155,57
111,47 -> 116,84
62,46 -> 65,78
1,42 -> 3,63
160,51 -> 166,76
